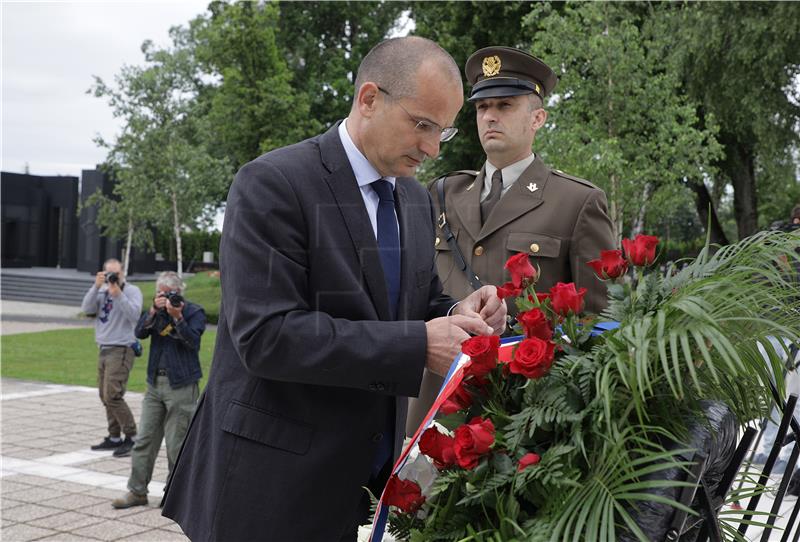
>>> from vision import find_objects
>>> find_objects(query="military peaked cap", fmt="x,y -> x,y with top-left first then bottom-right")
465,46 -> 557,102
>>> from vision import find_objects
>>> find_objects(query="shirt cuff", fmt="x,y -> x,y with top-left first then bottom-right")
447,302 -> 460,316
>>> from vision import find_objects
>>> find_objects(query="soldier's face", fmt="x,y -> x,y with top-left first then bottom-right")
475,95 -> 543,165
367,65 -> 463,178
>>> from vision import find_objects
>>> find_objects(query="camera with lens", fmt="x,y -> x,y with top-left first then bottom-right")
105,271 -> 119,285
769,220 -> 800,234
165,290 -> 184,307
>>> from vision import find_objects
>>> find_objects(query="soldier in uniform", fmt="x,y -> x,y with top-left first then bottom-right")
407,46 -> 616,434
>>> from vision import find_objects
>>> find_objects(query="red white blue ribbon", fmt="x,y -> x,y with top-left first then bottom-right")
369,336 -> 522,541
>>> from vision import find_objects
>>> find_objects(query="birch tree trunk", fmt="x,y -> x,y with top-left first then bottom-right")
123,211 -> 133,276
171,189 -> 183,276
630,183 -> 652,238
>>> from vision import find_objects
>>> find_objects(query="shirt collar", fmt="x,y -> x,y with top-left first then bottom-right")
338,119 -> 396,189
484,154 -> 536,191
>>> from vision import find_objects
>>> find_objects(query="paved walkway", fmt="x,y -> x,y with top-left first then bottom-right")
0,301 -> 92,336
1,378 -> 187,541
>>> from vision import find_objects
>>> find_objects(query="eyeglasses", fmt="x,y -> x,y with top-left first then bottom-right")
378,87 -> 458,143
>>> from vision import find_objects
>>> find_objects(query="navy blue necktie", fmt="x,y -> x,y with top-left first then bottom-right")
370,179 -> 399,478
371,179 -> 401,319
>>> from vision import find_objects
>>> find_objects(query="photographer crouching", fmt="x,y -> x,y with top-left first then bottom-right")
112,271 -> 206,509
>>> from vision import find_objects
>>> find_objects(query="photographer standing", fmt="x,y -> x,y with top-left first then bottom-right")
82,258 -> 143,457
112,271 -> 206,509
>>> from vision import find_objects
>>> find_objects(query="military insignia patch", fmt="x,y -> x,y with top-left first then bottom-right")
482,55 -> 501,77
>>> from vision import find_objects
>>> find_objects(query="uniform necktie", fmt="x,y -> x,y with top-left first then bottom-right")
371,179 -> 400,319
481,168 -> 503,223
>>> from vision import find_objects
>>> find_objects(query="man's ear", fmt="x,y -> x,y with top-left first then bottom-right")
531,108 -> 548,131
355,82 -> 381,118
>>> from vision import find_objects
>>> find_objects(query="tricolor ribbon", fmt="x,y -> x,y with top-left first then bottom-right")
369,336 -> 523,541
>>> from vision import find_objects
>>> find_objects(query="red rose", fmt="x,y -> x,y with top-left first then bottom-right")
505,253 -> 537,288
440,383 -> 473,415
496,281 -> 522,300
384,474 -> 426,513
509,337 -> 555,379
535,293 -> 550,305
419,427 -> 456,468
549,282 -> 587,316
517,452 -> 541,471
461,335 -> 499,377
453,416 -> 495,470
622,234 -> 659,267
517,308 -> 552,340
587,249 -> 628,280
462,367 -> 489,388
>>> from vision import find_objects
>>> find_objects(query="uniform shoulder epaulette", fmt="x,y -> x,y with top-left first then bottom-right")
551,168 -> 601,190
427,169 -> 479,189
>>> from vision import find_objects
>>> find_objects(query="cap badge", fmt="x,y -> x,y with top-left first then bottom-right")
482,55 -> 501,78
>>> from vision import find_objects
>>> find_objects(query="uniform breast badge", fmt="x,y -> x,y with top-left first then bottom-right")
527,183 -> 539,193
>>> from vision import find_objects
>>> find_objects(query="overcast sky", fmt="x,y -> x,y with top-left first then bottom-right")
2,1 -> 209,178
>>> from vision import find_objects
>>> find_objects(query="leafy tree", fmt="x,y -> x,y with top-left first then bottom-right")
185,1 -> 314,172
90,38 -> 230,275
277,1 -> 406,128
674,1 -> 800,239
82,167 -> 157,276
184,1 -> 404,177
526,2 -> 722,241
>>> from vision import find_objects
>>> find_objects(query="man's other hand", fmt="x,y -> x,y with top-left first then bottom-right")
94,272 -> 105,289
425,315 -> 492,377
166,302 -> 184,321
454,285 -> 507,335
107,282 -> 122,298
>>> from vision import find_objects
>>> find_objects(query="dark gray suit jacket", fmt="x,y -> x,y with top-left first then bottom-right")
161,123 -> 454,541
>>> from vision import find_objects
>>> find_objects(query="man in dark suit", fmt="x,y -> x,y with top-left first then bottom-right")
161,37 -> 506,541
407,46 -> 616,433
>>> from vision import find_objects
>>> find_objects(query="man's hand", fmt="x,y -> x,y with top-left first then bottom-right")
425,315 -> 492,377
166,301 -> 184,321
94,272 -> 105,289
453,285 -> 507,335
150,294 -> 168,315
107,281 -> 122,298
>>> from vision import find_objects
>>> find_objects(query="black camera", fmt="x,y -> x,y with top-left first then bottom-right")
105,271 -> 119,285
769,221 -> 800,234
165,290 -> 184,307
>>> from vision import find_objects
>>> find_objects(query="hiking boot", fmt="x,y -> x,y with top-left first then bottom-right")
91,437 -> 123,451
112,436 -> 135,458
111,491 -> 148,509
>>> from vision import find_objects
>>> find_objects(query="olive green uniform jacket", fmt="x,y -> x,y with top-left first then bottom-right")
406,157 -> 616,434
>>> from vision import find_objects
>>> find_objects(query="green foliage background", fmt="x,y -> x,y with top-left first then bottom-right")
90,0 -> 800,258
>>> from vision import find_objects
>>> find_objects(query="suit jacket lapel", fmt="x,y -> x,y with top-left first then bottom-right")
394,179 -> 414,319
451,165 -> 485,241
318,124 -> 392,321
478,159 -> 548,242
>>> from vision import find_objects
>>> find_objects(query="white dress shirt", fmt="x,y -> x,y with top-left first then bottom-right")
338,119 -> 398,240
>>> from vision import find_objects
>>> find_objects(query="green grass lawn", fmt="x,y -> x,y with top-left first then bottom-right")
134,272 -> 221,324
1,328 -> 217,392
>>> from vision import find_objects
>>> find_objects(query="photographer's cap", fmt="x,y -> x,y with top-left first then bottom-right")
465,46 -> 557,102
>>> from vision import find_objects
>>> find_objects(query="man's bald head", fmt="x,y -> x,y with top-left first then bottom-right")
353,36 -> 462,102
